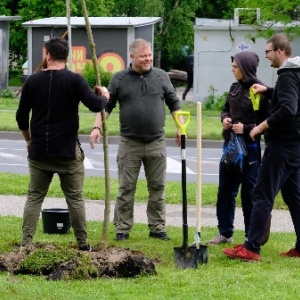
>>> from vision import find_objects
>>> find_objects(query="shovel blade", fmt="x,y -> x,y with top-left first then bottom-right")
174,246 -> 198,269
197,245 -> 208,264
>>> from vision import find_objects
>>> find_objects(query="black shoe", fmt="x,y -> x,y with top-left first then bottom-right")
79,244 -> 92,251
115,233 -> 129,241
149,232 -> 171,241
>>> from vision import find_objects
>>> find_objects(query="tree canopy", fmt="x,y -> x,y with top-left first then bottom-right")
2,0 -> 300,76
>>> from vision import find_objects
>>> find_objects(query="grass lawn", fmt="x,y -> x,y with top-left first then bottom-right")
0,216 -> 298,300
0,97 -> 294,299
0,98 -> 222,140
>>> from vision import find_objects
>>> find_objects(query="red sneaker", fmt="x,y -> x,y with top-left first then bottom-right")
280,248 -> 300,257
223,245 -> 260,261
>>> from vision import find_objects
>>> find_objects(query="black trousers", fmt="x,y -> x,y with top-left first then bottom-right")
182,70 -> 193,100
245,143 -> 300,253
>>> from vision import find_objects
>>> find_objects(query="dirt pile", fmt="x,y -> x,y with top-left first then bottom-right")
0,243 -> 157,280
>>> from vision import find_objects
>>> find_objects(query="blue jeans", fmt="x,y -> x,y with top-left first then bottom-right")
216,143 -> 260,238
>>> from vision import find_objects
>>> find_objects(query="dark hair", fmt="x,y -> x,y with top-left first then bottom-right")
267,34 -> 292,57
44,37 -> 69,61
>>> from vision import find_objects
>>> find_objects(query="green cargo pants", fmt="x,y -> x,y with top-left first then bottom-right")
22,143 -> 88,248
114,136 -> 167,234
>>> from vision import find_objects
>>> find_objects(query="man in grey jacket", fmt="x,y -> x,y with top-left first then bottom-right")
90,38 -> 183,241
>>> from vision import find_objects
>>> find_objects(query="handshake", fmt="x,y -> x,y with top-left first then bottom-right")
95,86 -> 109,99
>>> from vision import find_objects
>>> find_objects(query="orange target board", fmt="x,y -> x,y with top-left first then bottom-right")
98,53 -> 125,73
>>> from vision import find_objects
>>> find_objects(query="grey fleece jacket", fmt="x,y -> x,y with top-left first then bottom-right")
264,56 -> 300,144
106,66 -> 181,141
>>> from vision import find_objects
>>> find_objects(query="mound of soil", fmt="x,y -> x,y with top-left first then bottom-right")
0,243 -> 157,281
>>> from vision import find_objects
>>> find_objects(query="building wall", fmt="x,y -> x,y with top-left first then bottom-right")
0,22 -> 10,91
194,24 -> 300,102
28,24 -> 155,75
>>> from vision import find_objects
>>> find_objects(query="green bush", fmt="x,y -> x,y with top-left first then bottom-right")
0,89 -> 15,99
203,86 -> 227,111
81,62 -> 114,88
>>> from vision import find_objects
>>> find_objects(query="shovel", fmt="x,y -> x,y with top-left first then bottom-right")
194,102 -> 208,264
250,88 -> 271,246
173,111 -> 198,269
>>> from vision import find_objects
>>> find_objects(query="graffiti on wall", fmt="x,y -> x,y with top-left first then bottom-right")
67,46 -> 125,73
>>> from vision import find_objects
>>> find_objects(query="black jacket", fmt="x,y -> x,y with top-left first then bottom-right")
264,57 -> 300,144
221,51 -> 270,144
16,69 -> 107,159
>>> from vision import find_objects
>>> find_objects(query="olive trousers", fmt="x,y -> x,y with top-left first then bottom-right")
22,143 -> 88,248
114,136 -> 167,234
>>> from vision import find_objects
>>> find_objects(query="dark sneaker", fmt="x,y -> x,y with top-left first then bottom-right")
223,245 -> 260,261
114,233 -> 129,241
280,248 -> 300,257
206,234 -> 233,245
149,232 -> 171,241
79,244 -> 92,251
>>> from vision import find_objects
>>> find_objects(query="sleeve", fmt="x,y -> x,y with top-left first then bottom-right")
105,74 -> 119,114
258,94 -> 271,124
267,73 -> 299,128
75,74 -> 108,112
162,71 -> 181,113
221,92 -> 231,122
16,79 -> 32,130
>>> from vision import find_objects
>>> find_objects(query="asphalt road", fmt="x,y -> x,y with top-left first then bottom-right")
0,133 -> 222,184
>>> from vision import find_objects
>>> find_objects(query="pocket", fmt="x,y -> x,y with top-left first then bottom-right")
76,143 -> 85,162
117,137 -> 129,160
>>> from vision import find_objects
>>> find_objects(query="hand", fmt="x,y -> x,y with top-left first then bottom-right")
251,84 -> 267,95
89,127 -> 101,149
222,117 -> 232,130
26,141 -> 30,152
95,86 -> 110,100
249,126 -> 261,141
250,120 -> 269,141
232,122 -> 244,134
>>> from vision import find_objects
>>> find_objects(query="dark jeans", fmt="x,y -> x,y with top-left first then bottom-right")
216,143 -> 260,238
245,143 -> 300,254
182,70 -> 193,100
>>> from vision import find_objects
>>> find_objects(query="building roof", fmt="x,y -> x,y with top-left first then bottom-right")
22,17 -> 161,28
195,17 -> 300,28
0,16 -> 21,21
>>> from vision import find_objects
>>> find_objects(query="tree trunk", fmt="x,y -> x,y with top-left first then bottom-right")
80,0 -> 111,249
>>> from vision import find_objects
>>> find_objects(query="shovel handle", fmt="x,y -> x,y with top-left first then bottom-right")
174,111 -> 191,135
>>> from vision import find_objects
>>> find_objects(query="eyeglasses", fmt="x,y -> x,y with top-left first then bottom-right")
265,49 -> 277,55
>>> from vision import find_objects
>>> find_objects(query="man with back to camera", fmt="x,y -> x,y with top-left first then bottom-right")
16,37 -> 109,251
223,34 -> 300,261
89,38 -> 183,241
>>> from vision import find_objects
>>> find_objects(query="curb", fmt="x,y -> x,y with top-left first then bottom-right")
0,131 -> 223,149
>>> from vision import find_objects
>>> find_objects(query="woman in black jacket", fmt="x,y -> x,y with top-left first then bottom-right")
207,51 -> 269,245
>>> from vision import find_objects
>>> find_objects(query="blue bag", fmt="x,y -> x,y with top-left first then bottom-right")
221,132 -> 248,172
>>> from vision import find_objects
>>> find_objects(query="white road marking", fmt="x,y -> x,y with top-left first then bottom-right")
0,152 -> 197,175
166,156 -> 195,174
84,157 -> 94,169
